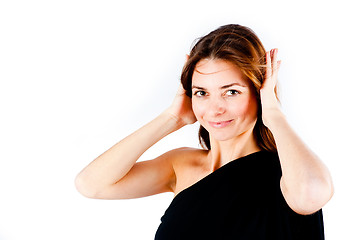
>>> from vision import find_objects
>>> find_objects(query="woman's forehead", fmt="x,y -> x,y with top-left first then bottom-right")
193,59 -> 249,86
194,59 -> 232,75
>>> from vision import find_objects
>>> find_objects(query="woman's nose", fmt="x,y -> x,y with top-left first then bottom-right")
209,97 -> 226,116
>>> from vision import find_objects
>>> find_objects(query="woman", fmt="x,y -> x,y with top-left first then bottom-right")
75,24 -> 334,239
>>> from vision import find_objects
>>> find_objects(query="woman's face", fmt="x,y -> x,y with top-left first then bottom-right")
191,59 -> 259,142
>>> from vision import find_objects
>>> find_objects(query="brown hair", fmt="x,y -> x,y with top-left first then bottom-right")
181,24 -> 277,152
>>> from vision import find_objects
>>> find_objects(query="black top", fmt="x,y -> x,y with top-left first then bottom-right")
154,151 -> 324,240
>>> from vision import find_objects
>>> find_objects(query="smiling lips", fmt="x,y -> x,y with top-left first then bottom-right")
208,120 -> 233,128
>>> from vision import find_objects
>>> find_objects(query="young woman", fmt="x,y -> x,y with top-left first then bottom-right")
75,24 -> 334,239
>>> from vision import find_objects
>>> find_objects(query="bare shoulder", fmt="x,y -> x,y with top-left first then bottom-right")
168,147 -> 208,168
168,147 -> 209,196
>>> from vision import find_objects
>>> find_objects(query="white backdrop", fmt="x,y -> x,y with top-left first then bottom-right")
1,0 -> 360,239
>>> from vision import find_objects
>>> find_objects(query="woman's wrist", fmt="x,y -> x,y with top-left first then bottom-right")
262,108 -> 286,132
160,110 -> 187,132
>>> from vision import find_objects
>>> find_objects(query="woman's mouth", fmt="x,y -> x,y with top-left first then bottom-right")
208,120 -> 233,128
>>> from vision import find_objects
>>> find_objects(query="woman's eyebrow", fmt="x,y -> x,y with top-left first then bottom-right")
192,83 -> 247,90
221,83 -> 247,89
192,85 -> 205,90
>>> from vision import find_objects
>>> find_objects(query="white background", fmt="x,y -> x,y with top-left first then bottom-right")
1,0 -> 360,239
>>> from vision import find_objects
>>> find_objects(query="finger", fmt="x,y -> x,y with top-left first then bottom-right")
276,60 -> 281,74
271,48 -> 278,70
182,54 -> 190,66
262,51 -> 274,90
271,58 -> 281,86
178,83 -> 186,92
272,60 -> 281,86
266,49 -> 278,89
265,51 -> 272,79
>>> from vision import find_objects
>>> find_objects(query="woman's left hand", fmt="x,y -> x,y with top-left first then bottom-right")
260,48 -> 283,128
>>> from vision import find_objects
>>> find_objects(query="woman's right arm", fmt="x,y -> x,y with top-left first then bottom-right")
75,85 -> 196,199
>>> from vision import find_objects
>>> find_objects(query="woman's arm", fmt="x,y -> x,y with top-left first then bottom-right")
261,49 -> 334,215
266,111 -> 334,215
75,85 -> 196,199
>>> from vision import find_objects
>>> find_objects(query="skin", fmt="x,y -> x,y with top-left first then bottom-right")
191,59 -> 261,171
75,49 -> 334,215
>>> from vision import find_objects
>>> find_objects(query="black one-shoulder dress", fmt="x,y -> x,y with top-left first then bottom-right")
155,151 -> 324,240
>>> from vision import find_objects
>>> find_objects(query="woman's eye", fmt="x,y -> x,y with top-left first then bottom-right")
226,90 -> 240,96
194,91 -> 207,97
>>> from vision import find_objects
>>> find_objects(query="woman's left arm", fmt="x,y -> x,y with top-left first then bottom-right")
261,49 -> 334,215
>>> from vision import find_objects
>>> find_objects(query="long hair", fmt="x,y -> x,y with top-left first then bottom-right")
181,24 -> 277,152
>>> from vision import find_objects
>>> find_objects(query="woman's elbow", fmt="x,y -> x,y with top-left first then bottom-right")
295,179 -> 334,215
74,173 -> 99,199
283,177 -> 334,215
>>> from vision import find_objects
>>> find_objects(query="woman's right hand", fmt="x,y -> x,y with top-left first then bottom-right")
165,84 -> 197,127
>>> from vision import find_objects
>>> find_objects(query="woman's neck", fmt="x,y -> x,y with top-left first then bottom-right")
207,129 -> 261,172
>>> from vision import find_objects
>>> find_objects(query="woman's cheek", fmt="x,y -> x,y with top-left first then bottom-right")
231,97 -> 258,121
241,99 -> 258,121
192,100 -> 206,122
